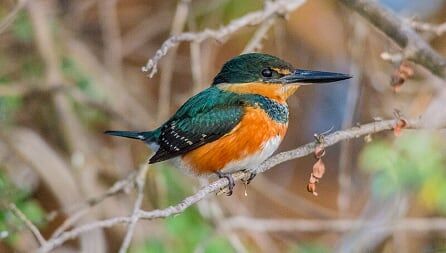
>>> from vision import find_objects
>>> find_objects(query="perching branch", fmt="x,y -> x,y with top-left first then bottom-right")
37,116 -> 444,253
338,0 -> 446,78
141,0 -> 306,77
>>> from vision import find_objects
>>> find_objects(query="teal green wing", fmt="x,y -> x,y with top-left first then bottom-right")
149,87 -> 244,163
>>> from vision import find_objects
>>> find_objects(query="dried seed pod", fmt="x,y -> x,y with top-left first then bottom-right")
307,182 -> 318,196
390,61 -> 414,92
393,118 -> 408,136
312,159 -> 326,179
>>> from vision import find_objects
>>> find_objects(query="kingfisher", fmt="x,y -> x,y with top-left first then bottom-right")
105,53 -> 350,195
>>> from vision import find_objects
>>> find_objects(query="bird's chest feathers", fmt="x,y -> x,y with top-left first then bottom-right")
181,106 -> 288,175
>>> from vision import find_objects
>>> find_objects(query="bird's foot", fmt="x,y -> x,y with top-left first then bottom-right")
241,172 -> 257,185
216,171 -> 235,196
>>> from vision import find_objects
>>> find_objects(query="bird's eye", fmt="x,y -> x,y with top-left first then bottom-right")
261,68 -> 273,78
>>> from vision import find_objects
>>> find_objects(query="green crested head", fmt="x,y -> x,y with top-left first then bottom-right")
212,53 -> 293,85
211,53 -> 351,86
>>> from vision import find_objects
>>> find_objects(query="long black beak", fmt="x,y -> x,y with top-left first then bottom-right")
279,69 -> 352,84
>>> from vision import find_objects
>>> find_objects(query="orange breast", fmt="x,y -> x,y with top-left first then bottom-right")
181,106 -> 288,175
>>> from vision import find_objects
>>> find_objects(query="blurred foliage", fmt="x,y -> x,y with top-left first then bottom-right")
0,10 -> 35,126
289,243 -> 329,253
61,57 -> 109,128
12,11 -> 33,43
0,170 -> 46,245
360,132 -> 446,212
61,57 -> 99,98
0,96 -> 22,124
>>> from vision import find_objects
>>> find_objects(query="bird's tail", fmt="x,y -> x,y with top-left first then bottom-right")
104,130 -> 156,143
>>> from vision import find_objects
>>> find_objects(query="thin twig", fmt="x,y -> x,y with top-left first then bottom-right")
37,116 -> 445,253
338,0 -> 446,78
242,15 -> 276,53
157,0 -> 191,122
0,0 -> 28,35
141,0 -> 306,77
118,164 -> 150,253
50,171 -> 137,239
9,203 -> 46,246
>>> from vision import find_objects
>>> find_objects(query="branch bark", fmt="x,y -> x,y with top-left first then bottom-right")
338,0 -> 446,78
141,0 -> 306,77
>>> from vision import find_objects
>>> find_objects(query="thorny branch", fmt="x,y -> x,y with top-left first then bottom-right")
37,116 -> 446,253
141,0 -> 306,77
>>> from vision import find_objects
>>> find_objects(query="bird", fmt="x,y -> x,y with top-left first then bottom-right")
105,53 -> 351,195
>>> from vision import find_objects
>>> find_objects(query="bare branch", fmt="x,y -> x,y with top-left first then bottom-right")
408,20 -> 446,36
50,171 -> 137,239
9,203 -> 46,246
37,116 -> 446,253
157,0 -> 191,122
141,0 -> 307,77
118,164 -> 150,253
338,0 -> 446,78
242,15 -> 276,54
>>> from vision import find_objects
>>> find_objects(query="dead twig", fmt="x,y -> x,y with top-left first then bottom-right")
118,164 -> 150,253
142,0 -> 306,77
242,15 -> 276,53
9,203 -> 46,246
339,0 -> 446,78
157,0 -> 191,122
50,171 -> 137,239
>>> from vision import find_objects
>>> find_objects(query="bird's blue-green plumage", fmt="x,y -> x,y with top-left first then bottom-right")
105,53 -> 292,164
106,85 -> 289,163
149,86 -> 288,163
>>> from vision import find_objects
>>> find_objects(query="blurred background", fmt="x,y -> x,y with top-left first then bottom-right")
1,0 -> 446,252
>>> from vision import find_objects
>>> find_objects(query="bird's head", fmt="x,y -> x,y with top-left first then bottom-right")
213,53 -> 351,102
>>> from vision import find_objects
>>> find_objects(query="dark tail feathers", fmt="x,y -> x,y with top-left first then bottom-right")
104,130 -> 155,142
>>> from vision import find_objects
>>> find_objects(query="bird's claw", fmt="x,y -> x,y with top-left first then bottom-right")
216,172 -> 235,196
241,172 -> 257,185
